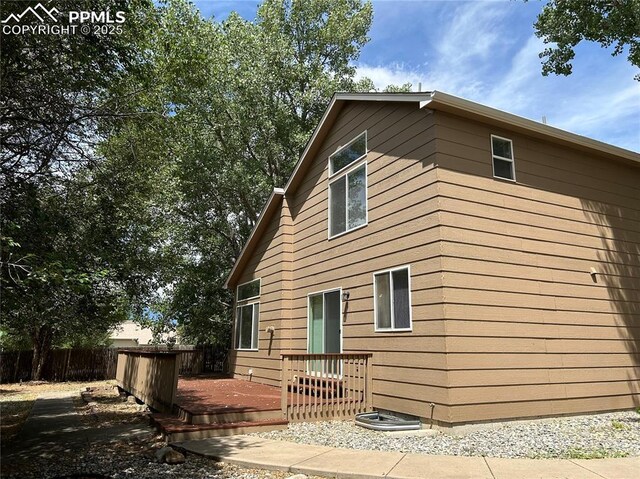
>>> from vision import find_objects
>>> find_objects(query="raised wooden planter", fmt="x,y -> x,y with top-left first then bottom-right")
116,350 -> 180,413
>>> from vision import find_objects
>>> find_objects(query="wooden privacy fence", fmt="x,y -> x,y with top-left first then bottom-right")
281,353 -> 373,422
116,350 -> 179,413
0,345 -> 227,383
0,348 -> 120,383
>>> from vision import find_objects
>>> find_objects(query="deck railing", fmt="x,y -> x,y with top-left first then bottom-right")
281,353 -> 373,422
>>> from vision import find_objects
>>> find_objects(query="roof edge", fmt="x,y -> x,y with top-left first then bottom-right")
225,91 -> 638,289
424,91 -> 639,164
224,188 -> 284,288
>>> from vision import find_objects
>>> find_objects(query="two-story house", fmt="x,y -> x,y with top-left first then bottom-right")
225,91 -> 640,427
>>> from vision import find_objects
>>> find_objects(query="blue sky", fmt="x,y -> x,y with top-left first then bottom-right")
192,0 -> 639,152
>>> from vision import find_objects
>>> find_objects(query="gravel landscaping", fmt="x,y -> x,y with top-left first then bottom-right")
255,410 -> 640,459
2,442 -> 313,479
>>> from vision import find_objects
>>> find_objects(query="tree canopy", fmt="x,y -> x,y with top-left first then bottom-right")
1,0 -> 382,375
0,0 -> 165,376
533,0 -> 640,79
140,0 -> 375,344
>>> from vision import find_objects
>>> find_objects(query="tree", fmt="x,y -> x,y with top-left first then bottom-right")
0,0 -> 165,376
110,0 -> 376,345
0,0 -> 159,186
1,0 -> 391,364
533,0 -> 640,79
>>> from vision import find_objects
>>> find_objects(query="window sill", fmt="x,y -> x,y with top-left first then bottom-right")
492,174 -> 517,183
374,327 -> 413,333
328,221 -> 368,241
235,348 -> 259,352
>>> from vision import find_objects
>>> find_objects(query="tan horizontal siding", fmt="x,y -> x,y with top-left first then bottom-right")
229,100 -> 639,427
286,103 -> 447,414
447,367 -> 640,387
443,319 -> 638,341
437,112 -> 640,192
436,118 -> 640,203
229,193 -> 292,384
291,103 -> 428,211
451,394 -> 640,423
446,353 -> 640,370
435,110 -> 640,424
438,180 -> 640,236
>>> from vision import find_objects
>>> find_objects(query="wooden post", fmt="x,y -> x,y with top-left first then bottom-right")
13,350 -> 21,383
281,355 -> 289,420
64,349 -> 72,381
171,352 -> 180,408
366,355 -> 373,411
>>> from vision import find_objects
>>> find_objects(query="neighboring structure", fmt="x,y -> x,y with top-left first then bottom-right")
225,91 -> 640,426
109,320 -> 156,348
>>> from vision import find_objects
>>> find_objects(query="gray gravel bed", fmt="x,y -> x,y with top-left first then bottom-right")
1,435 -> 306,479
255,411 -> 640,459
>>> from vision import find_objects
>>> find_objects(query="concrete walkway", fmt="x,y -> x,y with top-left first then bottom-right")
173,435 -> 640,479
4,391 -> 152,461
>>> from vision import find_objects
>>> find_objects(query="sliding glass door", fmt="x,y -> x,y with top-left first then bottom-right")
307,289 -> 342,375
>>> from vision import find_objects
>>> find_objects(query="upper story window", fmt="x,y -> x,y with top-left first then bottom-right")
491,135 -> 516,181
328,132 -> 368,238
237,278 -> 260,301
329,132 -> 367,175
373,266 -> 412,332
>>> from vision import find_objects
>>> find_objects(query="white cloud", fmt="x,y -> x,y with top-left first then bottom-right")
356,2 -> 640,152
356,63 -> 425,90
436,1 -> 511,64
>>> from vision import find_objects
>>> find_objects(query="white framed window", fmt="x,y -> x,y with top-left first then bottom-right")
328,132 -> 368,239
235,302 -> 259,350
373,265 -> 412,332
491,135 -> 516,181
329,131 -> 367,176
237,278 -> 260,301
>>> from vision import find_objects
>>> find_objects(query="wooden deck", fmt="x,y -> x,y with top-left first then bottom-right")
152,375 -> 288,441
175,374 -> 282,415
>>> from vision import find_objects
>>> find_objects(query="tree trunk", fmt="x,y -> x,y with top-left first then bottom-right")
31,326 -> 53,380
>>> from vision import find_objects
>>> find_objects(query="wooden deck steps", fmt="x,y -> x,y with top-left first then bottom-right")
151,404 -> 288,441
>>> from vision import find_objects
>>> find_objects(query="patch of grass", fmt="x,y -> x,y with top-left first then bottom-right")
611,420 -> 630,431
565,448 -> 629,460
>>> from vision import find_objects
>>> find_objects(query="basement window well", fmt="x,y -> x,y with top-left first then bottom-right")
355,411 -> 421,431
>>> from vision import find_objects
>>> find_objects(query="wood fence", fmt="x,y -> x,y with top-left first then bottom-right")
0,345 -> 227,383
281,353 -> 373,422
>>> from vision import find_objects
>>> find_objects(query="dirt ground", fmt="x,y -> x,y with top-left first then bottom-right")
1,380 -> 324,479
0,380 -> 113,446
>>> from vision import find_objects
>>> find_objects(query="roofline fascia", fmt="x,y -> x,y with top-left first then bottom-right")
284,95 -> 339,193
224,188 -> 284,288
225,90 -> 638,289
333,92 -> 432,103
284,92 -> 433,194
422,91 -> 640,164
